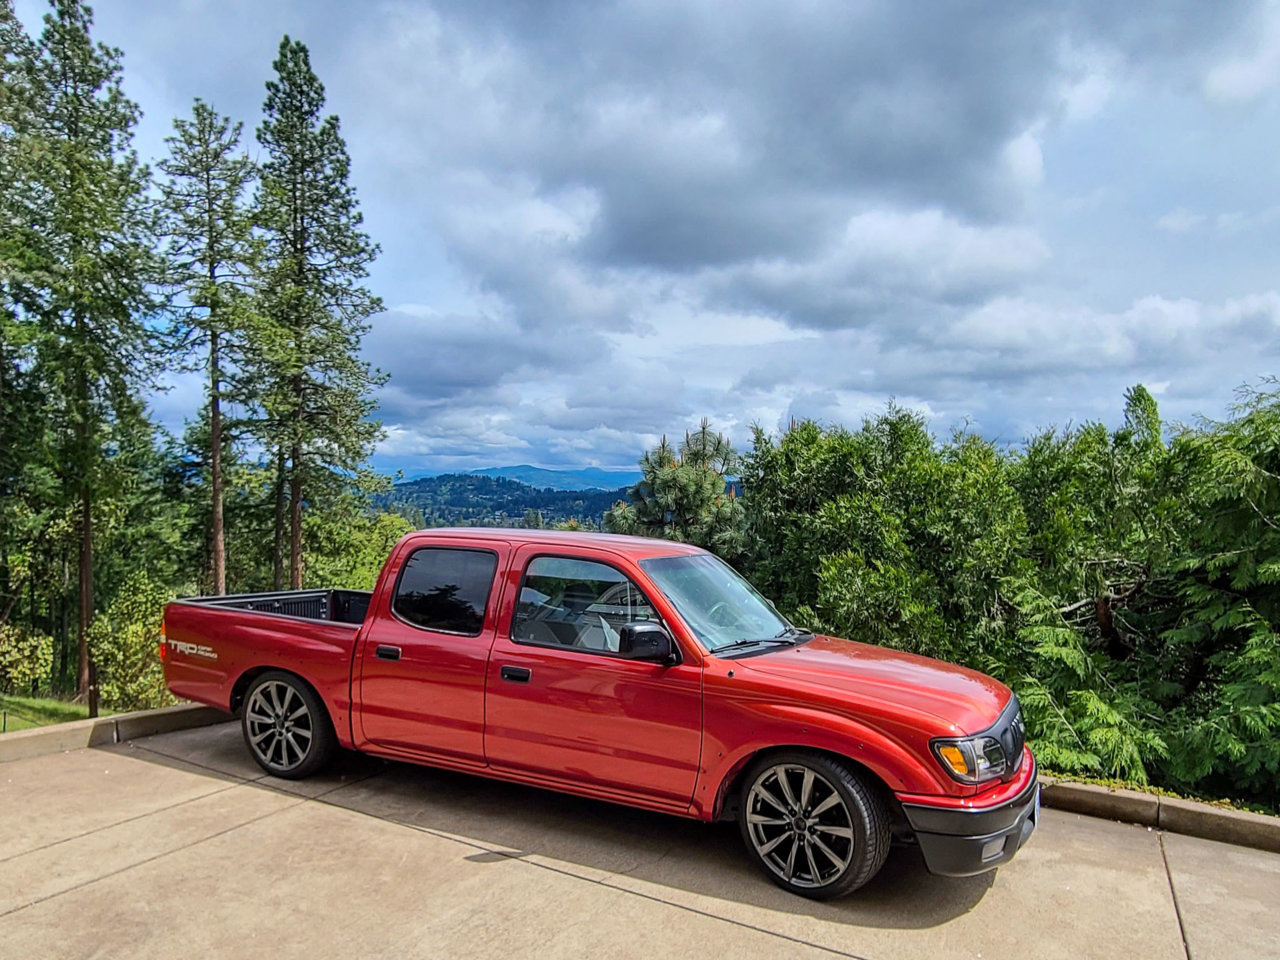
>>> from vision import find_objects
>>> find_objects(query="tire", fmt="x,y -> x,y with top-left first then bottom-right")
738,751 -> 890,899
241,671 -> 335,779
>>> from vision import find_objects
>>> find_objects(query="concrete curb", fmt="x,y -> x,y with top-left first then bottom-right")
0,703 -> 231,763
1041,777 -> 1280,855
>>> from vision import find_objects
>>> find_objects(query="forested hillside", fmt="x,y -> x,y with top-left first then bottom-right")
466,465 -> 641,491
379,474 -> 624,528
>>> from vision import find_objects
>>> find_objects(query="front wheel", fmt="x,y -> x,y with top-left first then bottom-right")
738,751 -> 890,899
241,671 -> 334,779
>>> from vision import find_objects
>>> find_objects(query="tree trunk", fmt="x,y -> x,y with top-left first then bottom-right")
57,583 -> 68,692
272,447 -> 286,590
209,330 -> 226,595
289,442 -> 303,589
77,482 -> 93,710
74,347 -> 93,707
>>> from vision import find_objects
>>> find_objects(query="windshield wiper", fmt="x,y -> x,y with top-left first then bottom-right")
713,637 -> 796,653
773,625 -> 812,639
713,630 -> 811,657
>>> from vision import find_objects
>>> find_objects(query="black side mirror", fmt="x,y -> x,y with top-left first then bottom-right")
618,621 -> 677,664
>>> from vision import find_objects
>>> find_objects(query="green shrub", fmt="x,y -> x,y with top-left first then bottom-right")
88,573 -> 175,711
738,385 -> 1280,805
0,624 -> 54,693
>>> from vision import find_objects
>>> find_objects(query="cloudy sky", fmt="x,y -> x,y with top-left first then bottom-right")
15,0 -> 1280,472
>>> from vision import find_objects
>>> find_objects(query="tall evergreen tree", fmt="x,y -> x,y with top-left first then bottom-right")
605,419 -> 746,558
11,0 -> 160,700
255,36 -> 384,589
0,0 -> 41,627
159,99 -> 256,595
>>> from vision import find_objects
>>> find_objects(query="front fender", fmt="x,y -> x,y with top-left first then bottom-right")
693,700 -> 955,820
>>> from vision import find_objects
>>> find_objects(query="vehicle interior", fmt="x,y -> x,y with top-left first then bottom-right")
514,570 -> 657,652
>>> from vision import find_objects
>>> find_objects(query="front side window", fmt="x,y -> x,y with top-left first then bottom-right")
392,548 -> 498,635
640,553 -> 791,652
513,556 -> 656,652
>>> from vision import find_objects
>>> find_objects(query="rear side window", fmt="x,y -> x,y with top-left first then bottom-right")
392,548 -> 498,635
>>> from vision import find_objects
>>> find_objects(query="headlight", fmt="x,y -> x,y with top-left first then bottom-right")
931,734 -> 1008,784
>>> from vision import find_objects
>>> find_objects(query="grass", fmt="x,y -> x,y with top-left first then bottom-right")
0,693 -> 113,733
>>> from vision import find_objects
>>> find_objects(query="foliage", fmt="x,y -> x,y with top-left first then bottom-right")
0,12 -> 398,711
302,492 -> 414,590
87,573 -> 173,711
254,36 -> 385,589
738,385 -> 1280,803
5,0 -> 163,696
605,419 -> 746,558
159,98 -> 258,595
0,624 -> 54,692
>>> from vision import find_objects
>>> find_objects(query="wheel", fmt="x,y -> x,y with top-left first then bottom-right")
738,751 -> 890,899
241,671 -> 334,779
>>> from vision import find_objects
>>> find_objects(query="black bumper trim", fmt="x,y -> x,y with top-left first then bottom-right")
901,767 -> 1040,877
902,760 -> 1038,836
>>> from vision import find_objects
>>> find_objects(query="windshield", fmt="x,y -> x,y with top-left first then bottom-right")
639,553 -> 794,653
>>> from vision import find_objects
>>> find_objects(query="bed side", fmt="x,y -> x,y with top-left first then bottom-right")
162,599 -> 363,748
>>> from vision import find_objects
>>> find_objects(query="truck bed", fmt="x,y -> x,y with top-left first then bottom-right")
177,589 -> 373,626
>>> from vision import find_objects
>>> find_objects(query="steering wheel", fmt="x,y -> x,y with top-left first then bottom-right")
707,600 -> 737,626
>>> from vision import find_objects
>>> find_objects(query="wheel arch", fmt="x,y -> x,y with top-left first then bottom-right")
230,666 -> 335,737
711,744 -> 905,828
698,699 -> 955,823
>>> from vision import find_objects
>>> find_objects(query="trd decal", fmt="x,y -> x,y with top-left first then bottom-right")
167,639 -> 218,660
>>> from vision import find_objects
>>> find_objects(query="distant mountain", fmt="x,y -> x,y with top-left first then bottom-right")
379,473 -> 627,528
467,464 -> 641,492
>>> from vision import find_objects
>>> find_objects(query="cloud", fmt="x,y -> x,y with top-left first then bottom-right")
707,208 -> 1050,330
1205,1 -> 1280,101
729,291 -> 1280,439
29,0 -> 1280,471
1156,208 -> 1207,232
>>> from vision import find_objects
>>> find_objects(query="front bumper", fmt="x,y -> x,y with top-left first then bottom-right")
899,762 -> 1040,877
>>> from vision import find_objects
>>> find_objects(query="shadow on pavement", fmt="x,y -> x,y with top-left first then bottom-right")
108,722 -> 995,930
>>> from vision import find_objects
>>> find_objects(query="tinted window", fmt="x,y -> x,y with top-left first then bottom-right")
513,556 -> 656,653
393,548 -> 497,635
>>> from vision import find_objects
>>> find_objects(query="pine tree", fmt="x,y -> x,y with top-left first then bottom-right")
255,36 -> 384,589
11,0 -> 160,701
159,99 -> 256,595
605,419 -> 746,558
0,0 -> 40,625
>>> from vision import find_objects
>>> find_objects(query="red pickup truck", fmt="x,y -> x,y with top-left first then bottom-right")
162,528 -> 1038,899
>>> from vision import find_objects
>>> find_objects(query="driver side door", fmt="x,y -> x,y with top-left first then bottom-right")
483,546 -> 703,807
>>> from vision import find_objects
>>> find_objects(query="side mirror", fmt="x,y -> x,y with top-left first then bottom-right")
618,621 -> 677,664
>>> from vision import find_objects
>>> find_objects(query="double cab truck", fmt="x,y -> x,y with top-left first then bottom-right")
162,528 -> 1038,899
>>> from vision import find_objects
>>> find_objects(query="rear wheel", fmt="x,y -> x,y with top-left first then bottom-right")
738,751 -> 890,899
241,671 -> 334,779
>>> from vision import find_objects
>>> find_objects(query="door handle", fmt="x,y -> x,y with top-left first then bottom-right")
500,665 -> 531,683
375,644 -> 401,661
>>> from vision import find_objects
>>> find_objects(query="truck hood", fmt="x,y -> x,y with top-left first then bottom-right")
733,635 -> 1010,735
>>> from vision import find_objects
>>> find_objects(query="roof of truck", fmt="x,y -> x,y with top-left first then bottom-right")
408,527 -> 707,560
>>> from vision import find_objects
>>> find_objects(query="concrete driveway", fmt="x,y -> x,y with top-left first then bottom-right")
1,723 -> 1277,960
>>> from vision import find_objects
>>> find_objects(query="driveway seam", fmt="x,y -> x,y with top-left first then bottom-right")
0,780 -> 243,865
0,800 -> 304,920
0,776 -> 360,920
303,783 -> 876,960
4,772 -> 874,959
1159,831 -> 1192,960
